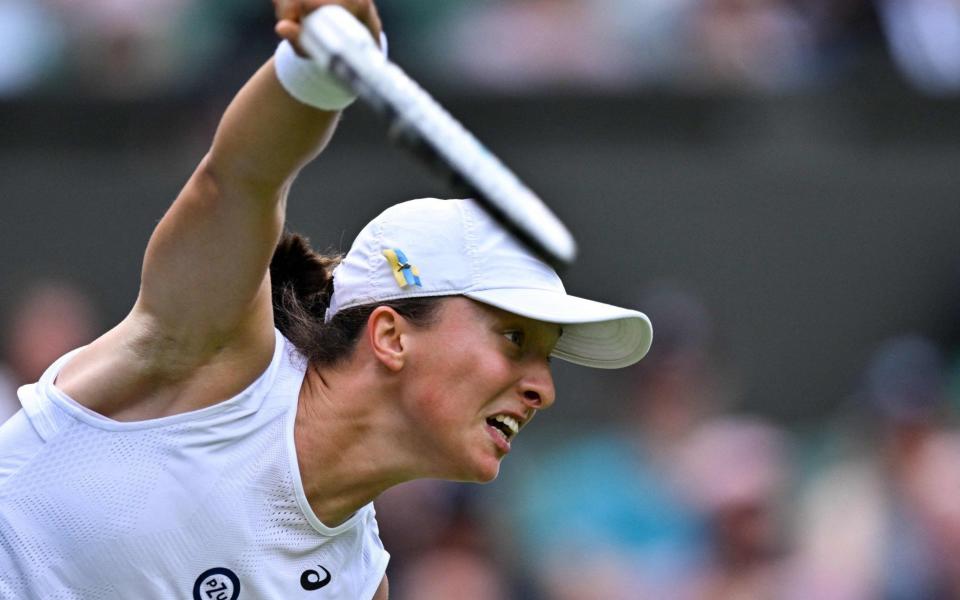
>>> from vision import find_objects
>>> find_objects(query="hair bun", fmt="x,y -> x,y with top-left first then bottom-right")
270,231 -> 341,336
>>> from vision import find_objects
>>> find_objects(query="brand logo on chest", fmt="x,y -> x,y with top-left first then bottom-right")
301,565 -> 333,590
193,567 -> 241,600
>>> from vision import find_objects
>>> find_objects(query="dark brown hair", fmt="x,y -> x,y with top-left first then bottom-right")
270,231 -> 441,365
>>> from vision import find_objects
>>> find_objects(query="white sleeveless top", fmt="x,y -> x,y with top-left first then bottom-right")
0,330 -> 389,599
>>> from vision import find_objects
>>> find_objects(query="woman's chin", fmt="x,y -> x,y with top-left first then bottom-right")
469,454 -> 503,483
444,455 -> 501,484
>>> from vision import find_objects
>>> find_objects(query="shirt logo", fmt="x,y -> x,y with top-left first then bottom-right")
193,567 -> 240,600
382,248 -> 422,289
301,565 -> 333,591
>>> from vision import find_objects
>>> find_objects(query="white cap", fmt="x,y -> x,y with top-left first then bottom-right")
326,198 -> 652,369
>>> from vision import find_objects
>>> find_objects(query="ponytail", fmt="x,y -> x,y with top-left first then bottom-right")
269,231 -> 339,355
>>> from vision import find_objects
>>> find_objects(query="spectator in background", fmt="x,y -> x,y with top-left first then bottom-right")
688,0 -> 818,91
426,0 -> 695,92
0,281 -> 98,423
395,549 -> 506,600
375,480 -> 509,599
383,484 -> 510,600
790,334 -> 958,599
42,0 -> 193,97
0,0 -> 63,96
374,480 -> 464,579
419,0 -> 825,93
503,285 -> 729,598
875,0 -> 960,94
902,430 -> 960,596
678,416 -> 794,599
31,0 -> 266,98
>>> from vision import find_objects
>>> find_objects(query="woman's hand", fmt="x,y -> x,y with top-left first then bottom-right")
273,0 -> 382,55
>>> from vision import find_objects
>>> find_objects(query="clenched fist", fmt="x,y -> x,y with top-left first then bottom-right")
273,0 -> 382,54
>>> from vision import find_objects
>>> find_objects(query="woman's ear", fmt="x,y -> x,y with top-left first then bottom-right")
366,306 -> 406,372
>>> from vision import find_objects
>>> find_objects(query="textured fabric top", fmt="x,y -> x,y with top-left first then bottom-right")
0,330 -> 389,599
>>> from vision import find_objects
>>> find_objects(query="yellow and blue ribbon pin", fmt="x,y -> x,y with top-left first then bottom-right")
382,248 -> 422,289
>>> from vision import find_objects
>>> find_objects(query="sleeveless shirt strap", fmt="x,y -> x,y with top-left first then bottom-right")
18,383 -> 63,441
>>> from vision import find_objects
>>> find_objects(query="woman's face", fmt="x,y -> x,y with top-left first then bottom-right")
400,297 -> 560,483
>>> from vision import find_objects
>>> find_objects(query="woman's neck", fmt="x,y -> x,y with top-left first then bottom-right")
293,362 -> 414,527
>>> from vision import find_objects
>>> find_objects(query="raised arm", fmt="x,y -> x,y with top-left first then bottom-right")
56,1 -> 382,418
141,0 -> 381,346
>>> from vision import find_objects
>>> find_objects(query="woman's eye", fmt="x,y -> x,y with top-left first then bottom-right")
503,330 -> 524,346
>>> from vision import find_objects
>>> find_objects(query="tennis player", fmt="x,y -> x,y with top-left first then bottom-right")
0,1 -> 652,598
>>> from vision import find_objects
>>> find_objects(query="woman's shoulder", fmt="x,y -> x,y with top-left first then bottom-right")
53,315 -> 283,422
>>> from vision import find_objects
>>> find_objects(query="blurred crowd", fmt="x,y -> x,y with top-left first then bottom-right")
5,0 -> 960,97
3,278 -> 960,599
4,0 -> 960,598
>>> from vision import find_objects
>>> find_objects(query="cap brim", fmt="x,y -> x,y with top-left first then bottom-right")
464,288 -> 652,369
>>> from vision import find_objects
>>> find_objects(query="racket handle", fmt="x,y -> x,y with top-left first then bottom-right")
299,6 -> 577,268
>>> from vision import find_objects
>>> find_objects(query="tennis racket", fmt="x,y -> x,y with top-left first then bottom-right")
299,5 -> 577,269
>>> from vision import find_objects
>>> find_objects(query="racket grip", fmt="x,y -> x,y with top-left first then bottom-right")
299,6 -> 382,71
